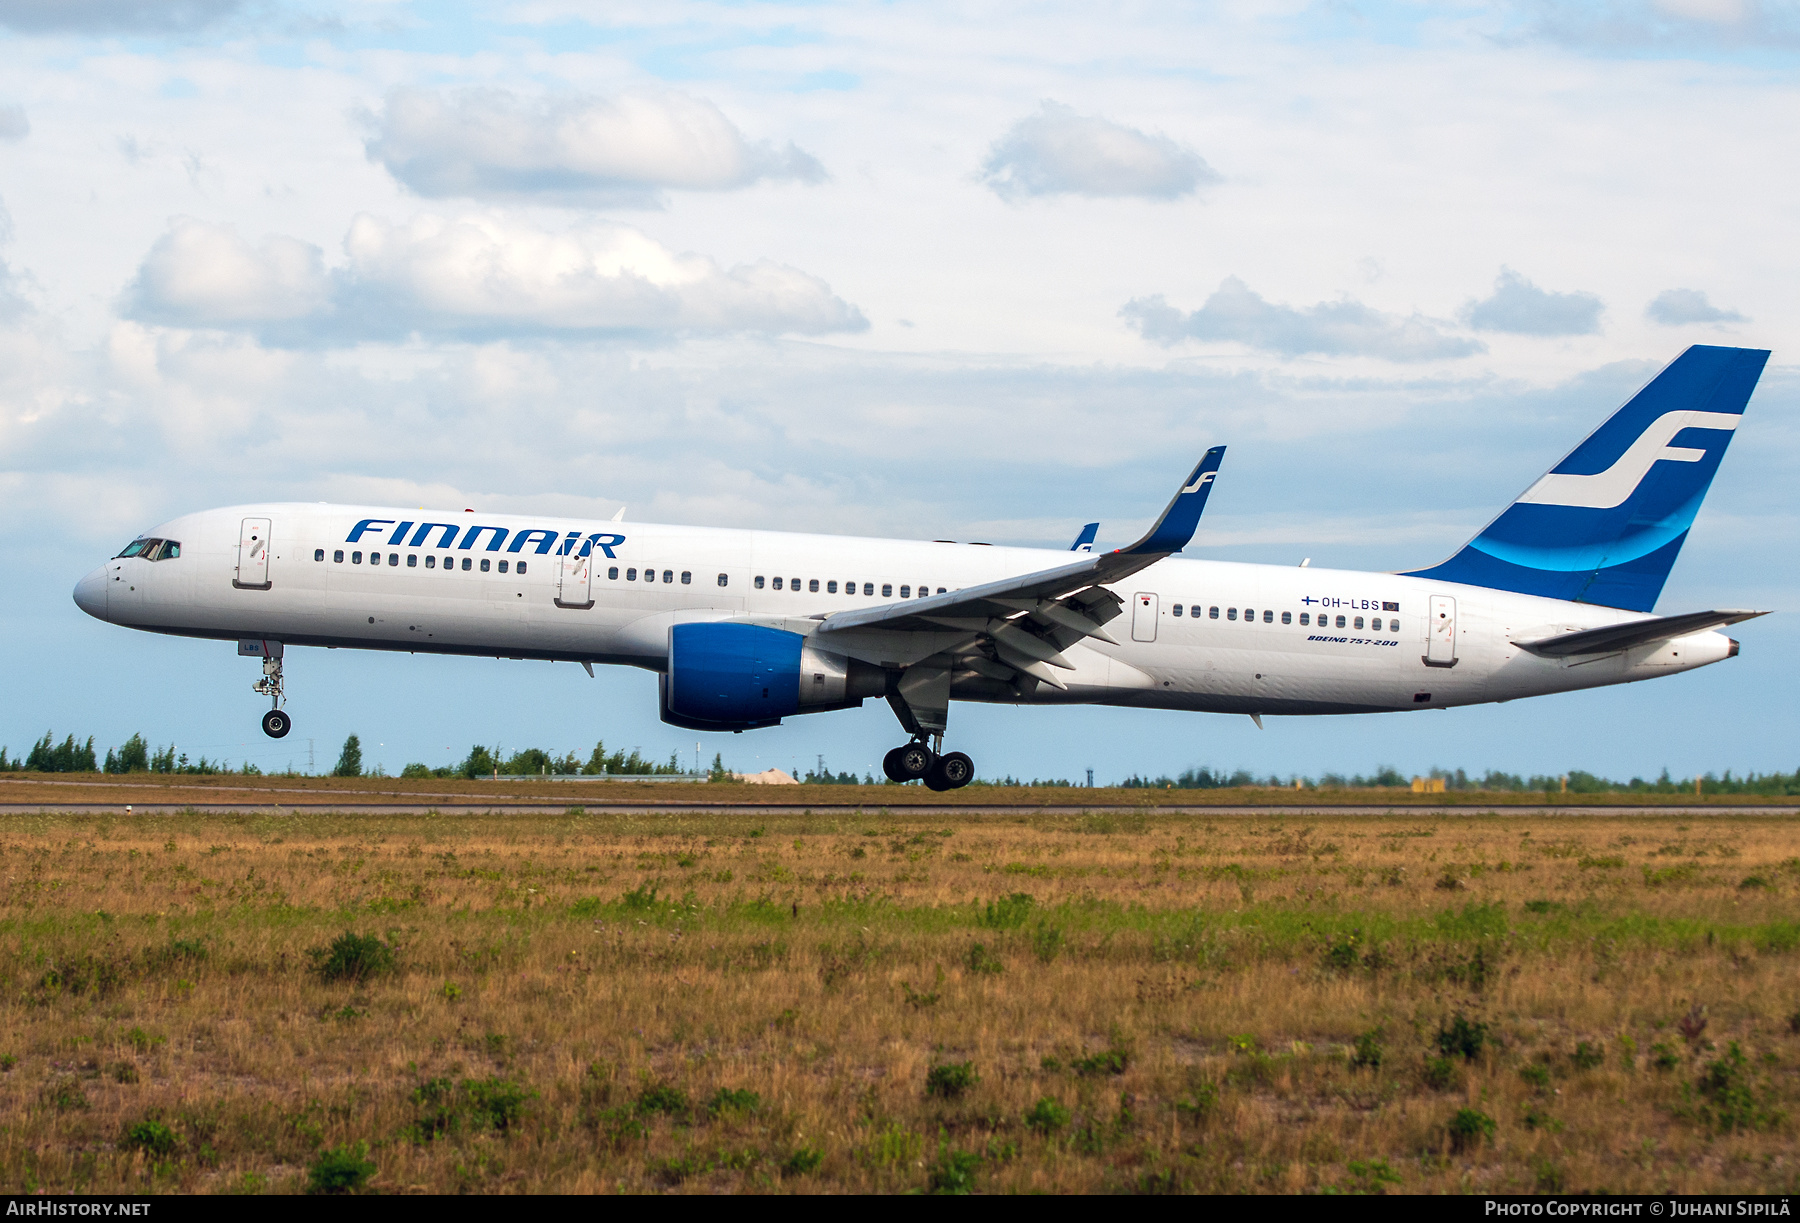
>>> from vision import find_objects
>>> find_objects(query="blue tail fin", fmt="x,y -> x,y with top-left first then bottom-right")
1401,345 -> 1768,612
1068,522 -> 1099,552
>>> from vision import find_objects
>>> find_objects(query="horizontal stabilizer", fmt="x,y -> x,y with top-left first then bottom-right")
1515,609 -> 1766,657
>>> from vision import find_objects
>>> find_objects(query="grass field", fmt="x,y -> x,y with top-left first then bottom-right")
3,806 -> 1799,1194
5,772 -> 1799,808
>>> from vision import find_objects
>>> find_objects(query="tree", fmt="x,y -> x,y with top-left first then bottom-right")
333,734 -> 363,778
105,733 -> 150,774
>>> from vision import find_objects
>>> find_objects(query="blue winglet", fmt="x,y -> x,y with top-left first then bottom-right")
1123,446 -> 1226,556
1068,522 -> 1099,552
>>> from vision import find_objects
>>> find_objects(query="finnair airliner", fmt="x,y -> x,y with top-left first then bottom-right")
74,345 -> 1769,790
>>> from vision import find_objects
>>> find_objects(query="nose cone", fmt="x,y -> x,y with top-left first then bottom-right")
73,565 -> 109,622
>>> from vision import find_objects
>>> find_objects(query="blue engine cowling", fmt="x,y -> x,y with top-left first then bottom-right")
661,622 -> 886,732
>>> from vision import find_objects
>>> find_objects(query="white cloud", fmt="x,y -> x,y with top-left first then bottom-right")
1646,287 -> 1746,325
1121,277 -> 1483,362
980,101 -> 1219,202
1463,268 -> 1604,336
0,0 -> 240,33
0,106 -> 27,141
124,213 -> 868,341
124,217 -> 330,325
365,88 -> 826,207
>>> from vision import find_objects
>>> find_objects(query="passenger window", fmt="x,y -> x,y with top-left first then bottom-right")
518,562 -> 527,574
498,560 -> 509,574
1172,604 -> 1183,617
352,551 -> 362,564
480,558 -> 491,573
389,553 -> 398,566
681,571 -> 691,585
644,568 -> 655,583
609,567 -> 619,580
333,550 -> 344,563
462,557 -> 472,571
918,584 -> 929,597
863,582 -> 873,596
1244,608 -> 1254,621
716,573 -> 727,587
1209,606 -> 1219,619
1354,616 -> 1364,630
900,585 -> 911,598
314,548 -> 324,562
754,575 -> 764,588
809,579 -> 820,592
1188,606 -> 1200,618
937,587 -> 946,595
881,584 -> 893,597
1263,610 -> 1273,623
789,577 -> 799,591
827,580 -> 838,593
407,554 -> 417,568
1226,607 -> 1236,621
1299,612 -> 1309,626
1369,617 -> 1381,631
771,576 -> 781,590
664,570 -> 673,584
1281,611 -> 1291,625
1389,619 -> 1400,634
1335,614 -> 1346,628
426,555 -> 436,569
628,568 -> 639,581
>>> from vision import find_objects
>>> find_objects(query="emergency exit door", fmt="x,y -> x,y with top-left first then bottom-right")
555,549 -> 594,609
234,517 -> 272,590
1425,594 -> 1458,667
1132,592 -> 1159,642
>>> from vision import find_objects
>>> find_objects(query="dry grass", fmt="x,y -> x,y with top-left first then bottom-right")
3,807 -> 1799,1194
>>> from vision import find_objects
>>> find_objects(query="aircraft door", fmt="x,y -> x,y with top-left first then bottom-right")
235,517 -> 272,590
1425,594 -> 1458,667
1132,592 -> 1159,643
555,549 -> 594,609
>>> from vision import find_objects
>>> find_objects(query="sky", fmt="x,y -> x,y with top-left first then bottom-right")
0,0 -> 1795,783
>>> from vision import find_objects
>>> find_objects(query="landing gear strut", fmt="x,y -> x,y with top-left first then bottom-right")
254,652 -> 290,738
881,736 -> 974,791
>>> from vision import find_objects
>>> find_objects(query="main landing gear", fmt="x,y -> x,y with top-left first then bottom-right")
882,738 -> 974,792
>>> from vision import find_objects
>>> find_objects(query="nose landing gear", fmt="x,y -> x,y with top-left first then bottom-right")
245,641 -> 291,738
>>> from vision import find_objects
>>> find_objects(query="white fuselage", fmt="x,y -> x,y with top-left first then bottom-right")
74,502 -> 1737,719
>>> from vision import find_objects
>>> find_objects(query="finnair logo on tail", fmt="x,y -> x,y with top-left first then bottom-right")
1181,470 -> 1218,495
1517,410 -> 1740,510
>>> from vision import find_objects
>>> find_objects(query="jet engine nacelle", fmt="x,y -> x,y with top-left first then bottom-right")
660,622 -> 886,732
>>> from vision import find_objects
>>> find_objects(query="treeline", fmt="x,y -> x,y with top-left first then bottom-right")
1121,764 -> 1800,795
377,737 -> 689,780
0,731 -> 250,775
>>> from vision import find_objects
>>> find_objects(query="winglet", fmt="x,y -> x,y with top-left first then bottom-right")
1068,522 -> 1099,553
1121,446 -> 1226,556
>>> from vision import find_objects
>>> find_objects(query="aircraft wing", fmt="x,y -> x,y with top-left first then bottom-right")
1515,609 -> 1766,658
814,447 -> 1224,689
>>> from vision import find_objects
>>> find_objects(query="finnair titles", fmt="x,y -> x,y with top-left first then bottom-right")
75,345 -> 1770,790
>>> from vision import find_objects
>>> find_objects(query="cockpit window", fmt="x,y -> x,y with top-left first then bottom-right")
116,538 -> 181,560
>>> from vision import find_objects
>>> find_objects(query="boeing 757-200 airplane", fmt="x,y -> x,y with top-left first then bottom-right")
73,345 -> 1770,790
